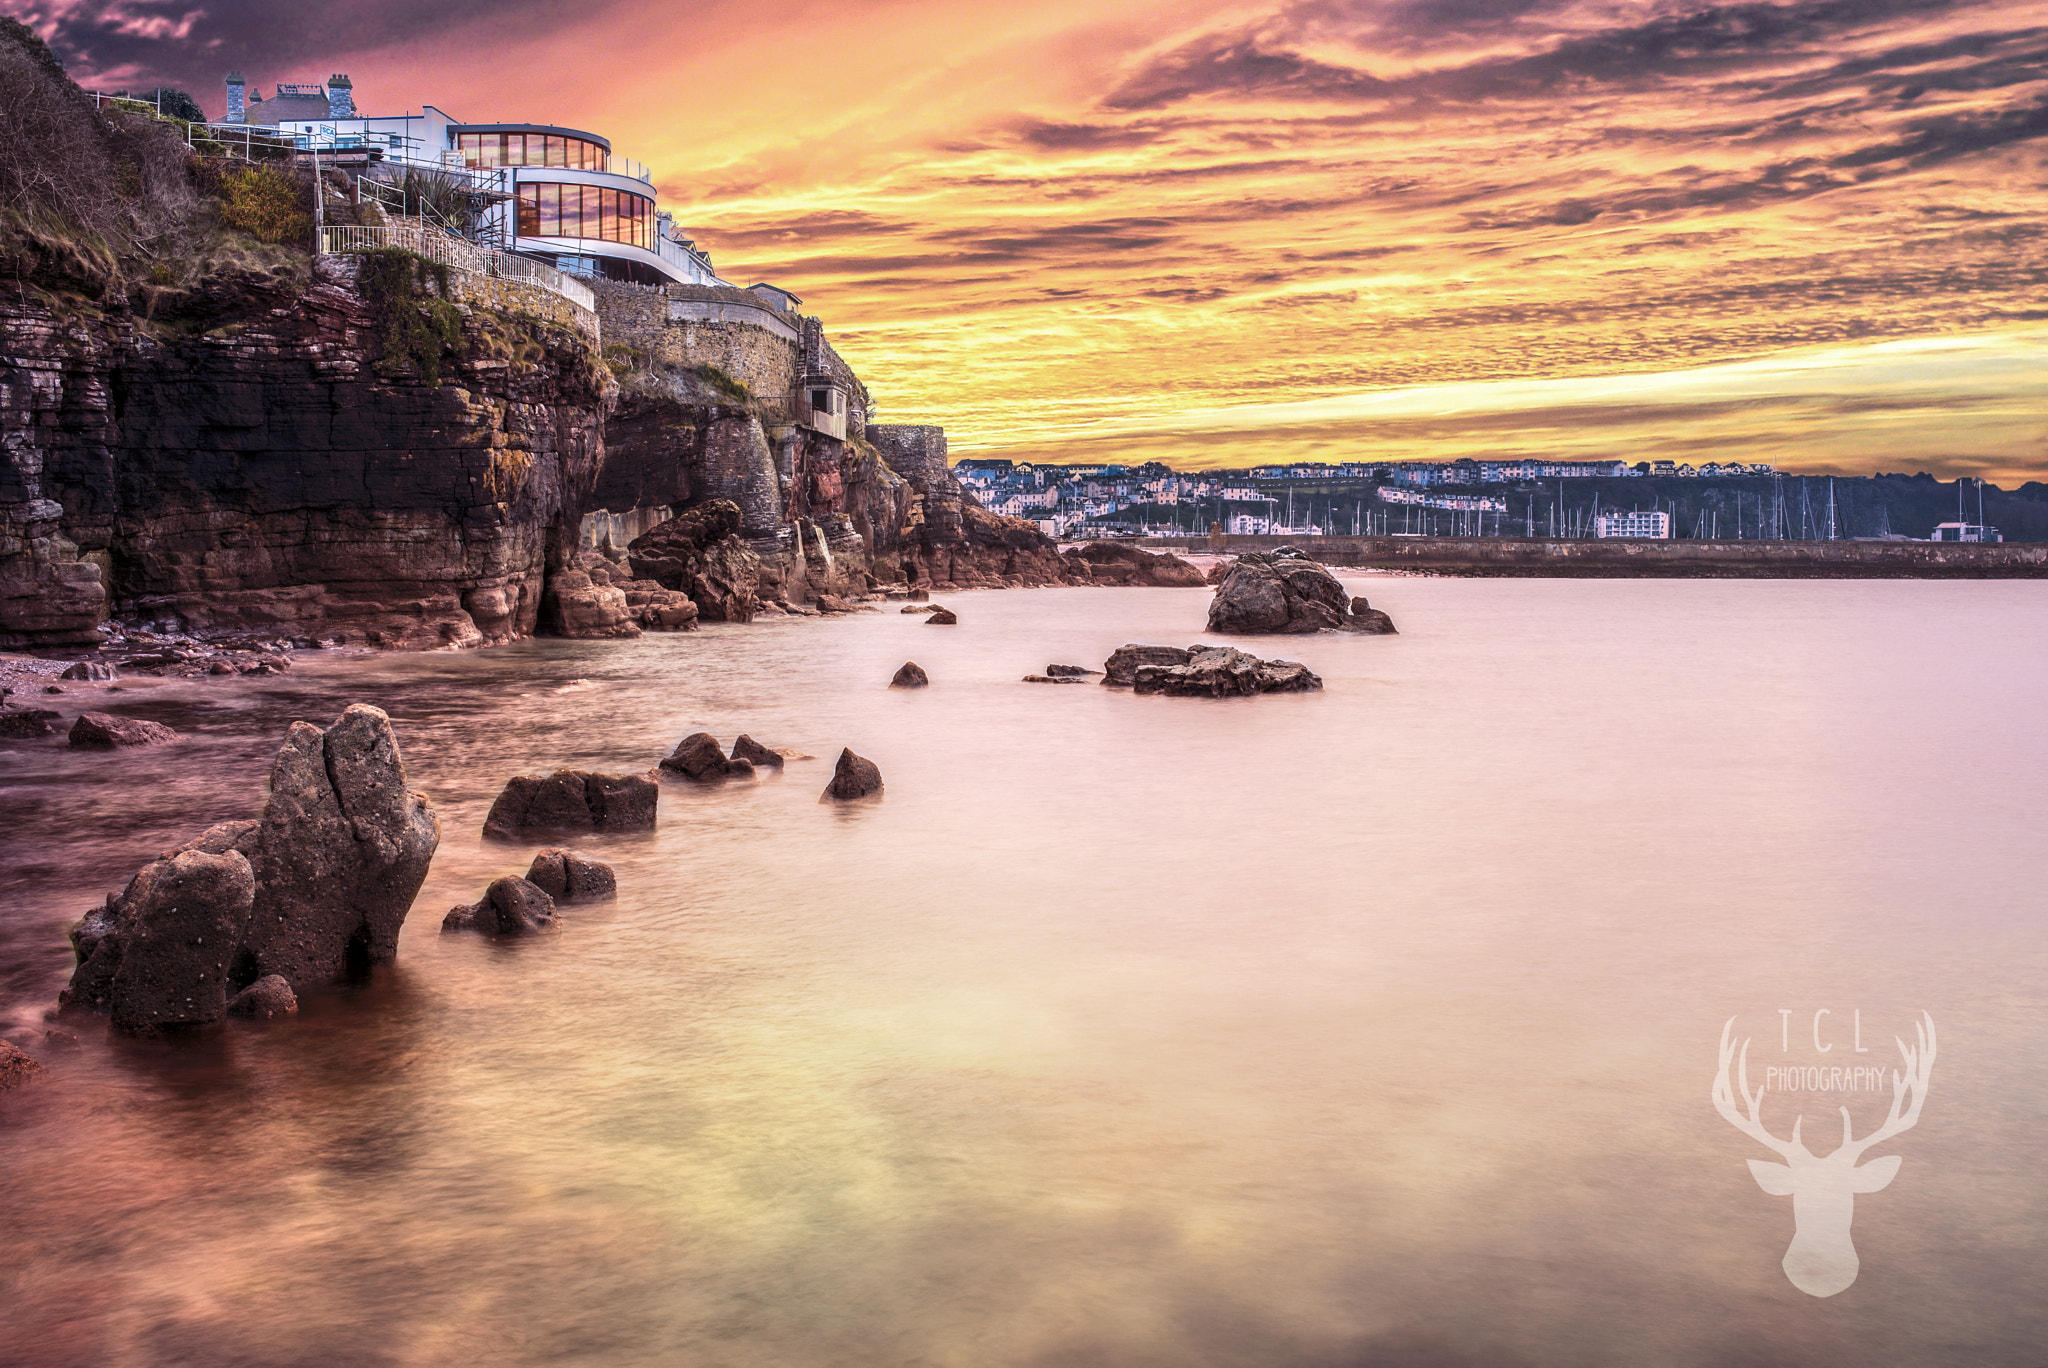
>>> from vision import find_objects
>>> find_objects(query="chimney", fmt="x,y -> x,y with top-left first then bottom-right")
225,71 -> 245,123
326,73 -> 354,119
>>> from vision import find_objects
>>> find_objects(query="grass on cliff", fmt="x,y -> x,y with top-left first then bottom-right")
358,248 -> 466,385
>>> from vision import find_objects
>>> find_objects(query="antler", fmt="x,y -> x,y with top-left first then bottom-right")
1714,1018 -> 1797,1158
1837,1012 -> 1936,1159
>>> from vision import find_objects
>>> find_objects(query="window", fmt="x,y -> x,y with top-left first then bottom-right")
514,182 -> 655,245
811,389 -> 833,413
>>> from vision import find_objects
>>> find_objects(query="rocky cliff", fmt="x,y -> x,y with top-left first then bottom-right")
1,255 -> 613,649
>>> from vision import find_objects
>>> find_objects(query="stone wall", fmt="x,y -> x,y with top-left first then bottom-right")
591,280 -> 798,403
447,271 -> 599,344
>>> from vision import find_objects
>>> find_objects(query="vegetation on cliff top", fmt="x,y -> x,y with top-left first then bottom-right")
357,248 -> 466,385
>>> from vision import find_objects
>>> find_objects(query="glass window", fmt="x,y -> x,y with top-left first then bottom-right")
517,184 -> 538,236
600,188 -> 618,242
538,183 -> 560,236
545,135 -> 565,167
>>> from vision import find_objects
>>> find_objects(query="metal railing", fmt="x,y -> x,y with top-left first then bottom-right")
606,154 -> 654,185
318,222 -> 595,314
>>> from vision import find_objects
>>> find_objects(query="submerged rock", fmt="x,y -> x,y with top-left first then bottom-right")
524,849 -> 618,904
728,735 -> 785,769
483,769 -> 658,838
60,662 -> 116,681
900,604 -> 939,614
228,974 -> 298,1019
925,607 -> 958,625
1206,549 -> 1390,634
0,708 -> 62,737
821,748 -> 883,801
1023,674 -> 1085,684
60,704 -> 440,1026
1131,644 -> 1322,697
69,712 -> 180,748
0,1040 -> 42,1091
890,662 -> 929,689
1044,664 -> 1100,677
443,876 -> 558,936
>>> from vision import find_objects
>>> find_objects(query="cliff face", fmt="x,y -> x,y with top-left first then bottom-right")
1,256 -> 612,649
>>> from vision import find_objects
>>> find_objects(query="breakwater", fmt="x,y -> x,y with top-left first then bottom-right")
1139,534 -> 2048,577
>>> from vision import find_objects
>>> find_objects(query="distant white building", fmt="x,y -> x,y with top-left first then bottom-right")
1929,522 -> 2002,543
1593,510 -> 1671,539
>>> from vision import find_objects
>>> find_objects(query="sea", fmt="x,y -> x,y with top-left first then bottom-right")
1,578 -> 2043,1367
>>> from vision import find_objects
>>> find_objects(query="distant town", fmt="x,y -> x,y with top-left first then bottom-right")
952,457 -> 2040,544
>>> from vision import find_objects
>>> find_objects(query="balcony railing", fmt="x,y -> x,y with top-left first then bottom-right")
319,222 -> 596,314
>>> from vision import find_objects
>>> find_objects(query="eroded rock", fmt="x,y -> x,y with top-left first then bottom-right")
1207,549 -> 1392,634
729,735 -> 784,769
890,662 -> 929,688
444,876 -> 558,936
228,974 -> 298,1019
1131,645 -> 1323,697
524,848 -> 618,903
1102,644 -> 1194,687
483,769 -> 659,838
0,1040 -> 43,1091
925,607 -> 958,625
822,748 -> 883,801
0,708 -> 62,737
659,732 -> 735,782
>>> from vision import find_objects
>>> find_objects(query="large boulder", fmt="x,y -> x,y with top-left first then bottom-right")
1205,549 -> 1384,634
1131,645 -> 1323,697
483,769 -> 659,839
925,607 -> 958,625
1346,596 -> 1399,634
543,569 -> 641,639
524,848 -> 617,903
443,876 -> 558,936
1061,542 -> 1207,587
821,748 -> 883,801
243,706 -> 441,988
1102,644 -> 1194,687
60,705 -> 440,1025
69,712 -> 180,747
890,662 -> 929,688
626,500 -> 762,623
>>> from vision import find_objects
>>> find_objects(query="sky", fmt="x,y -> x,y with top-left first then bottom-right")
10,0 -> 2048,478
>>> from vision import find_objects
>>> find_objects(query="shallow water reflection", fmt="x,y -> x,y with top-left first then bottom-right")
3,580 -> 2045,1366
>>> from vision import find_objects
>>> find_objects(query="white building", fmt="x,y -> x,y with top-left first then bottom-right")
1593,510 -> 1671,539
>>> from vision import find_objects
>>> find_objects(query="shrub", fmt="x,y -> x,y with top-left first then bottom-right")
358,248 -> 466,385
218,164 -> 312,246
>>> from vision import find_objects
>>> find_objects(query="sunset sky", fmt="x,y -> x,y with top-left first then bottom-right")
14,0 -> 2048,477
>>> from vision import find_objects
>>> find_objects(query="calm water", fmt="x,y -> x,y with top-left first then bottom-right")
2,580 -> 2044,1367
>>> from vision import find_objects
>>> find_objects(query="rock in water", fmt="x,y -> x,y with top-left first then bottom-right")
0,708 -> 62,737
1130,645 -> 1323,697
822,748 -> 883,801
1,1040 -> 45,1091
1059,542 -> 1207,587
525,849 -> 618,903
443,876 -> 558,936
60,661 -> 116,681
900,604 -> 939,614
60,705 -> 440,1025
101,849 -> 257,1031
890,662 -> 929,688
1206,549 -> 1379,634
729,735 -> 784,769
1022,675 -> 1085,684
1102,644 -> 1193,687
544,569 -> 641,639
925,607 -> 958,625
228,974 -> 298,1019
1345,596 -> 1399,634
1044,664 -> 1100,677
659,732 -> 733,781
483,769 -> 659,838
69,712 -> 181,748
243,706 -> 441,989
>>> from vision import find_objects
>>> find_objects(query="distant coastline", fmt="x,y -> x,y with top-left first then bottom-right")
1137,534 -> 2048,579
